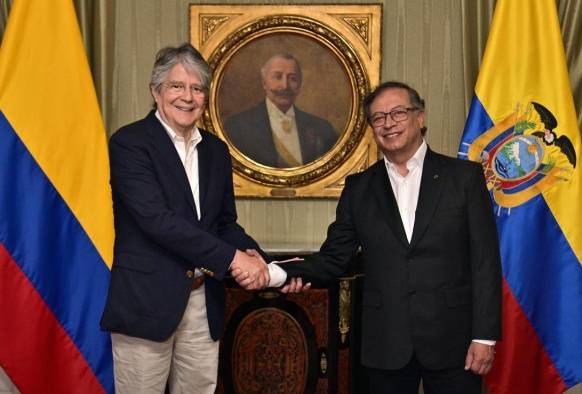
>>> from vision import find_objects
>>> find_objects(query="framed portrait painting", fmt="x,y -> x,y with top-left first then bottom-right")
190,4 -> 382,197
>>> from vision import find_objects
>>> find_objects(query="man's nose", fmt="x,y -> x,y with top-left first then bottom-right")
383,114 -> 397,128
181,87 -> 194,101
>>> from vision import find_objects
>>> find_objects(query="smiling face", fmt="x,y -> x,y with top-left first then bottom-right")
151,62 -> 206,137
369,87 -> 425,164
262,57 -> 302,113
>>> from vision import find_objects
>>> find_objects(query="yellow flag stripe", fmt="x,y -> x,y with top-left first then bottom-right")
0,0 -> 113,267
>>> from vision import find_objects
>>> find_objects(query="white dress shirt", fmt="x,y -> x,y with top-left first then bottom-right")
156,111 -> 203,277
155,111 -> 202,220
385,141 -> 427,243
266,98 -> 303,164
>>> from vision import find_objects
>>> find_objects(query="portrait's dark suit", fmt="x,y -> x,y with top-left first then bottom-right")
101,110 -> 261,342
223,102 -> 338,167
283,149 -> 502,370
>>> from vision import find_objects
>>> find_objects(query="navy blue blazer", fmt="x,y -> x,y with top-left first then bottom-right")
283,149 -> 502,370
100,110 -> 261,341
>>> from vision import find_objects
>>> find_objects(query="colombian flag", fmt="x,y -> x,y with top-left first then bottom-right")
0,1 -> 114,393
459,0 -> 582,393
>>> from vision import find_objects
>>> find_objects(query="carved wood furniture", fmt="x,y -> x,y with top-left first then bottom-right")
217,270 -> 364,393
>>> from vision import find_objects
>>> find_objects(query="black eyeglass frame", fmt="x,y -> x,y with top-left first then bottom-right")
368,107 -> 420,127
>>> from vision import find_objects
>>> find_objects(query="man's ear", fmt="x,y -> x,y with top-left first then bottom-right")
417,110 -> 426,130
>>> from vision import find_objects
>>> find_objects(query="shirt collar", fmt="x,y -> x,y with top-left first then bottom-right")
266,97 -> 296,119
384,139 -> 427,174
155,110 -> 202,145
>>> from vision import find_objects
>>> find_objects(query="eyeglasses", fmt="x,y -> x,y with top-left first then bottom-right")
368,107 -> 419,127
161,82 -> 206,97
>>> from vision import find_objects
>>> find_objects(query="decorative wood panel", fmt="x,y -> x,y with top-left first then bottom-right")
218,280 -> 362,393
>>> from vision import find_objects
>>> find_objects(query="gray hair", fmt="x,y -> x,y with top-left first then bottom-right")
150,43 -> 212,93
260,53 -> 302,81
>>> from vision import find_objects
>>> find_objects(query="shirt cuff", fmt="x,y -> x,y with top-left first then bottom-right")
268,263 -> 287,287
472,339 -> 496,346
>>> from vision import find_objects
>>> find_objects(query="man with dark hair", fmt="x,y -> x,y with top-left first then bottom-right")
250,81 -> 502,393
101,43 -> 269,393
224,53 -> 338,168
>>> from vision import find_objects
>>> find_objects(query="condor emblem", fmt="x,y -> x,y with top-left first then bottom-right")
461,102 -> 576,208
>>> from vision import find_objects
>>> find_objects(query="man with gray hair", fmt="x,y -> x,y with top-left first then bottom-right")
224,53 -> 338,168
100,43 -> 269,393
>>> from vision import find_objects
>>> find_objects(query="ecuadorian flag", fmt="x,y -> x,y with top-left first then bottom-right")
0,1 -> 114,393
459,0 -> 582,393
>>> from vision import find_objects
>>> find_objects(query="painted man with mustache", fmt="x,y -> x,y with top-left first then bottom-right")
224,53 -> 338,168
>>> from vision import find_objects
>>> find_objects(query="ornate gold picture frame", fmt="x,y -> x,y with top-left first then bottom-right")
190,4 -> 381,197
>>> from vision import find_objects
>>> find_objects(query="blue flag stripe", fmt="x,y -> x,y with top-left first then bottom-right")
0,112 -> 113,393
497,194 -> 582,387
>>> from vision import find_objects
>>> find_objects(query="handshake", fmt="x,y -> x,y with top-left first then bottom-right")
230,249 -> 270,290
230,249 -> 311,293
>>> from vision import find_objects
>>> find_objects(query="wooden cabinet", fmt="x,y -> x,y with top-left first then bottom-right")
217,272 -> 365,394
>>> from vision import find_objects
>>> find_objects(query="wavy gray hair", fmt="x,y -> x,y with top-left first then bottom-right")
150,43 -> 211,94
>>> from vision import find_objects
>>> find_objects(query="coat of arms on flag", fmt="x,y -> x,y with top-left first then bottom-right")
460,101 -> 577,209
459,0 -> 582,392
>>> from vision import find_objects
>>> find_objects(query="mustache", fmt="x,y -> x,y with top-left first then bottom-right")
270,89 -> 296,97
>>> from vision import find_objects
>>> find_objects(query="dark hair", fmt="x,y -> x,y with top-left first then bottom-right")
363,81 -> 426,135
150,43 -> 211,93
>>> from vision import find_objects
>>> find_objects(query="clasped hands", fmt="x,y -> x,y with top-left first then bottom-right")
230,249 -> 270,290
231,249 -> 311,292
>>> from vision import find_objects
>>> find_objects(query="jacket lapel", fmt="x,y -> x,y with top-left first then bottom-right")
295,108 -> 313,162
197,135 -> 211,219
256,103 -> 279,166
370,161 -> 409,247
410,149 -> 444,248
146,111 -> 198,217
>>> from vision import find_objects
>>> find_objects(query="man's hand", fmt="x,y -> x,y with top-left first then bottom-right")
280,277 -> 311,293
465,342 -> 495,375
230,249 -> 269,290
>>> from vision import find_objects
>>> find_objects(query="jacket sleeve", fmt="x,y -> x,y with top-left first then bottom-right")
467,163 -> 502,340
283,176 -> 360,284
215,147 -> 269,261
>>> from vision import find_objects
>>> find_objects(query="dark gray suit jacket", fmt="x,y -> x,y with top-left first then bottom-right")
224,102 -> 337,167
283,149 -> 502,370
100,110 -> 261,341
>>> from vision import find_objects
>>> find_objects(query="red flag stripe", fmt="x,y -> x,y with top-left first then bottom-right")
0,243 -> 105,394
485,279 -> 566,394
